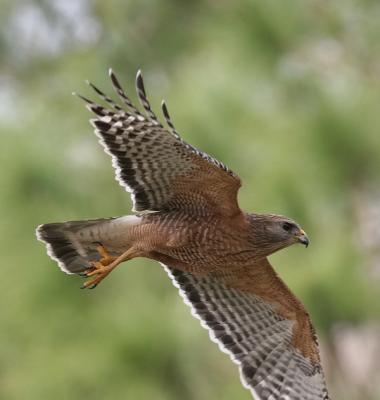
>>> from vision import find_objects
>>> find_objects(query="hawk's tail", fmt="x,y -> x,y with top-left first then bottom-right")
36,216 -> 142,274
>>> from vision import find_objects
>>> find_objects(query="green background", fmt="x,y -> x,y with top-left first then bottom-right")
1,1 -> 379,399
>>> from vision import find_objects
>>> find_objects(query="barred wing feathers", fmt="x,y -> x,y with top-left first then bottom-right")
76,70 -> 241,216
163,260 -> 330,400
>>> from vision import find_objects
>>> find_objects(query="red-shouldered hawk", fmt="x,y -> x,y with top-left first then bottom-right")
36,69 -> 330,400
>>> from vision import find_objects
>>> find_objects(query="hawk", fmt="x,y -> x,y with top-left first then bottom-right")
36,69 -> 330,400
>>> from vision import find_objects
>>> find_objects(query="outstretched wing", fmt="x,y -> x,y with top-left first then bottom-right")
76,70 -> 241,216
163,259 -> 330,400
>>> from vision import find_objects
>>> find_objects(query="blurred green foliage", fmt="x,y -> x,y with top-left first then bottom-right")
1,1 -> 379,399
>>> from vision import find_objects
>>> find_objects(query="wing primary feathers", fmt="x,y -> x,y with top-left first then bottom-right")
165,267 -> 331,400
108,68 -> 144,118
85,80 -> 123,112
135,70 -> 162,126
73,92 -> 112,117
74,68 -> 240,214
72,91 -> 92,104
161,100 -> 181,139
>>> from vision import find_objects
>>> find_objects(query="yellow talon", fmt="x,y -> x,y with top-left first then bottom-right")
96,244 -> 117,266
85,262 -> 106,277
81,244 -> 116,288
81,245 -> 141,289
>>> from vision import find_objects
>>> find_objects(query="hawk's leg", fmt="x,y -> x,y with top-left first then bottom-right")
97,244 -> 117,266
81,245 -> 141,289
80,244 -> 116,276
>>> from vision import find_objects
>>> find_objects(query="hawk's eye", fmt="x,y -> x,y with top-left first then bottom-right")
282,222 -> 293,232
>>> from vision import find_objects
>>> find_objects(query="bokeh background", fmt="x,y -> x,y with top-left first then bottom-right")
1,1 -> 380,399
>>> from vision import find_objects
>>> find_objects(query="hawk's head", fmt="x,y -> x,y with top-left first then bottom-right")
249,213 -> 309,256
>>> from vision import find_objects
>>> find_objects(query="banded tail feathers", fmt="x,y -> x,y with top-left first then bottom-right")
36,216 -> 142,274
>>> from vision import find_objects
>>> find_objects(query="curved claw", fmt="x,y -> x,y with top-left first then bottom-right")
80,282 -> 98,289
89,284 -> 98,289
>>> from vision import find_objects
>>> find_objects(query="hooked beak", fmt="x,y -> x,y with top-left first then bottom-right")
296,229 -> 310,247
